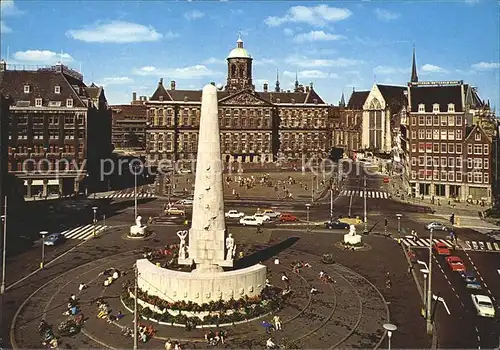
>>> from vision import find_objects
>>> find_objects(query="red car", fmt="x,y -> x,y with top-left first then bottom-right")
383,177 -> 390,183
279,213 -> 298,222
433,242 -> 451,255
446,256 -> 465,271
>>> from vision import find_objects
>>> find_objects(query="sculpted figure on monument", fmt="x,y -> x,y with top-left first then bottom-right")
177,230 -> 188,259
349,224 -> 356,236
135,216 -> 143,228
226,233 -> 235,260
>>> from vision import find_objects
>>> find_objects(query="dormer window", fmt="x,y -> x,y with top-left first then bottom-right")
24,85 -> 30,93
35,98 -> 42,107
447,103 -> 455,112
54,85 -> 61,94
313,99 -> 318,104
418,104 -> 425,113
66,98 -> 73,107
159,96 -> 164,102
291,98 -> 295,104
433,103 -> 440,113
475,132 -> 481,141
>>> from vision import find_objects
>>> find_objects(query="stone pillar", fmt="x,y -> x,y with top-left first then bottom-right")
42,179 -> 48,197
59,181 -> 64,197
415,182 -> 420,197
73,178 -> 79,195
361,110 -> 369,149
27,179 -> 32,198
445,184 -> 450,198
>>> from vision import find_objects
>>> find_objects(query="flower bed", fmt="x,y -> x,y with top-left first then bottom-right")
121,285 -> 283,327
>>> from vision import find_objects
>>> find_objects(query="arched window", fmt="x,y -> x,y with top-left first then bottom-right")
231,64 -> 236,77
369,98 -> 381,109
238,66 -> 244,78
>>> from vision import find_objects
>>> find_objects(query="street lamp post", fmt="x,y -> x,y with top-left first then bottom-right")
133,264 -> 138,350
421,268 -> 429,314
1,196 -> 7,295
330,186 -> 334,220
396,214 -> 402,234
383,323 -> 397,350
426,228 -> 434,334
40,231 -> 48,269
305,204 -> 311,232
134,166 -> 138,220
311,175 -> 314,203
363,176 -> 368,234
92,206 -> 98,238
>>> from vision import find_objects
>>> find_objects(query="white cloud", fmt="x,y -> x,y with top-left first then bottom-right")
471,62 -> 500,70
374,8 -> 400,21
265,5 -> 352,27
133,65 -> 220,79
421,64 -> 448,73
285,55 -> 363,68
1,0 -> 23,16
66,21 -> 165,43
373,65 -> 408,75
98,77 -> 134,86
284,70 -> 331,79
1,21 -> 12,33
203,57 -> 226,65
254,58 -> 278,66
13,50 -> 74,64
293,30 -> 346,43
184,10 -> 205,20
283,28 -> 294,36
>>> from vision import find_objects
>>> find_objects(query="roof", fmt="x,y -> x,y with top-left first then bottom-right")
0,64 -> 101,109
111,104 -> 147,120
347,91 -> 369,109
149,83 -> 326,105
227,47 -> 252,59
475,295 -> 492,303
409,84 -> 464,113
376,84 -> 407,114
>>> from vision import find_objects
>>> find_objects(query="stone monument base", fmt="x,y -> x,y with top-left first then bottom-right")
129,225 -> 147,236
344,234 -> 362,246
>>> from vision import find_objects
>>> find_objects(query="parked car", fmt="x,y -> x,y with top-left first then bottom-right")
261,209 -> 281,218
279,213 -> 298,222
178,169 -> 192,174
166,207 -> 186,216
176,199 -> 193,206
471,294 -> 495,317
225,210 -> 245,219
383,177 -> 390,183
325,220 -> 349,230
253,213 -> 271,223
433,242 -> 451,255
425,222 -> 447,231
445,256 -> 465,271
239,216 -> 262,226
44,232 -> 65,246
460,271 -> 482,290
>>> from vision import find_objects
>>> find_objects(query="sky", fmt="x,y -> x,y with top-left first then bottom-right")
1,0 -> 499,110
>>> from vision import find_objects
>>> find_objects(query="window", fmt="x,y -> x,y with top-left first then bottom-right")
24,85 -> 30,93
433,104 -> 440,113
433,115 -> 439,126
411,130 -> 417,139
448,130 -> 455,140
54,86 -> 61,94
426,170 -> 432,180
448,172 -> 454,181
411,143 -> 417,152
418,104 -> 425,113
433,170 -> 439,180
467,144 -> 473,154
433,129 -> 439,140
35,98 -> 42,107
426,116 -> 433,126
419,143 -> 425,152
426,143 -> 432,153
441,130 -> 447,140
448,104 -> 455,113
474,145 -> 482,154
411,117 -> 416,126
484,145 -> 489,154
66,99 -> 73,107
456,144 -> 462,154
426,156 -> 432,166
474,158 -> 482,169
467,172 -> 472,182
467,158 -> 473,169
484,159 -> 489,169
411,157 -> 417,166
448,115 -> 455,126
475,133 -> 481,141
418,115 -> 425,125
440,115 -> 447,126
441,143 -> 447,153
418,170 -> 425,180
411,171 -> 416,180
441,157 -> 447,167
426,129 -> 432,139
418,130 -> 425,139
456,130 -> 462,140
441,171 -> 447,181
433,143 -> 440,153
456,116 -> 463,126
474,172 -> 483,183
448,143 -> 454,153
418,156 -> 424,166
484,173 -> 489,184
433,156 -> 439,167
456,172 -> 462,182
449,157 -> 455,167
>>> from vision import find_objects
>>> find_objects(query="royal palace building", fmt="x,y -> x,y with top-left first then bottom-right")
145,37 -> 332,166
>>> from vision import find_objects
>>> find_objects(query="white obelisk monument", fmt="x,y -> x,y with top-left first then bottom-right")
178,84 -> 233,272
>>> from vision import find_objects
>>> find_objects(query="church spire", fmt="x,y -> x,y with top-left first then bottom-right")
294,70 -> 299,91
339,92 -> 346,108
411,44 -> 418,83
275,69 -> 280,92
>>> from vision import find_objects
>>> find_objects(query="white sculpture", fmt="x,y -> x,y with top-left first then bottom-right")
130,215 -> 147,236
226,233 -> 235,260
136,216 -> 143,228
349,224 -> 356,236
177,230 -> 188,259
344,224 -> 362,246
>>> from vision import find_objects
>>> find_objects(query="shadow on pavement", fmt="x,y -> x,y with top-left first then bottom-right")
234,236 -> 300,269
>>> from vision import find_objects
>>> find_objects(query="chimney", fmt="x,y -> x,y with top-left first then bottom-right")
263,83 -> 268,92
305,86 -> 310,93
170,81 -> 176,90
159,78 -> 163,85
132,92 -> 137,101
210,81 -> 215,86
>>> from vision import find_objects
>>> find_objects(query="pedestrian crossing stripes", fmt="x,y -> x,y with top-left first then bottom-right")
62,224 -> 107,240
95,193 -> 156,199
401,237 -> 500,252
340,190 -> 389,199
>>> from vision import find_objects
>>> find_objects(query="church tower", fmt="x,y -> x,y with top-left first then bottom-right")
225,36 -> 254,92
